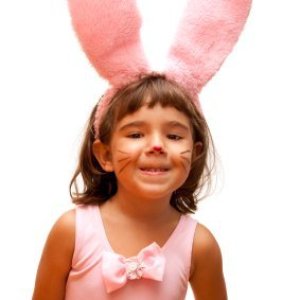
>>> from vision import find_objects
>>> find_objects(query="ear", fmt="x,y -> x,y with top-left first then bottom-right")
68,0 -> 149,87
192,141 -> 203,162
92,139 -> 114,172
165,0 -> 252,102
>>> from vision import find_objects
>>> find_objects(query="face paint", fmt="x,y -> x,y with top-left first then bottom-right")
107,104 -> 194,201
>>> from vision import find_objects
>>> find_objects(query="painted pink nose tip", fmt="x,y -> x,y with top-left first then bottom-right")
153,146 -> 162,152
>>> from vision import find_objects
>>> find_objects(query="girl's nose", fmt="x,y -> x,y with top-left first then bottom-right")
152,145 -> 164,153
149,145 -> 165,155
153,146 -> 162,152
147,134 -> 166,154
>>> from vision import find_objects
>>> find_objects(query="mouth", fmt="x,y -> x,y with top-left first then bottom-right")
140,167 -> 169,175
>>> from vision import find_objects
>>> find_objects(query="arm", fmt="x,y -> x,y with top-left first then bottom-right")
190,224 -> 227,300
32,209 -> 75,300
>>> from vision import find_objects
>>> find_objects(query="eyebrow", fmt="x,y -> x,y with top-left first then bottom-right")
119,121 -> 190,132
119,121 -> 146,131
166,121 -> 190,132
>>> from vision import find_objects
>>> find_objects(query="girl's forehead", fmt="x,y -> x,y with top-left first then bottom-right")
116,104 -> 192,129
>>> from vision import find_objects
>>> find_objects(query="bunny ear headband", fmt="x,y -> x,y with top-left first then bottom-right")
68,0 -> 252,138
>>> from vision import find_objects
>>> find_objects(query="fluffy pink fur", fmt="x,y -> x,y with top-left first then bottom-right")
68,0 -> 252,138
68,0 -> 149,87
93,87 -> 117,138
165,0 -> 252,103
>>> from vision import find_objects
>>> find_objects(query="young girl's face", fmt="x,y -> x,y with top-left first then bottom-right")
96,104 -> 195,201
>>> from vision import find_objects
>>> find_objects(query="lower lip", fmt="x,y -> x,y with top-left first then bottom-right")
139,169 -> 169,176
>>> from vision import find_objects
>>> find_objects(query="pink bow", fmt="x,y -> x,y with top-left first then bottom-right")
102,242 -> 166,293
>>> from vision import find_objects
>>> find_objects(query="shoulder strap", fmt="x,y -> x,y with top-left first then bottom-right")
72,205 -> 104,266
164,214 -> 198,281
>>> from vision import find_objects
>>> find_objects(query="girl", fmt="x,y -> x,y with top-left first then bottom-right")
33,0 -> 251,299
33,74 -> 226,300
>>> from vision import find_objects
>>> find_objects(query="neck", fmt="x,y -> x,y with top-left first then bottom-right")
108,190 -> 177,223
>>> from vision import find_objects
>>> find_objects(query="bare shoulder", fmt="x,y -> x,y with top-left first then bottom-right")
192,223 -> 222,267
50,209 -> 75,240
32,209 -> 75,300
44,209 -> 76,255
41,208 -> 76,270
190,223 -> 227,300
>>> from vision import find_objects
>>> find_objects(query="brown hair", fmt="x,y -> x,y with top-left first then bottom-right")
70,74 -> 216,214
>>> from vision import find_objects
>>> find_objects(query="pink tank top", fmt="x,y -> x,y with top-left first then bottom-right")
65,205 -> 197,300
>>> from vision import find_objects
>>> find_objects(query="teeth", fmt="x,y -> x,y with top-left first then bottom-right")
142,168 -> 167,172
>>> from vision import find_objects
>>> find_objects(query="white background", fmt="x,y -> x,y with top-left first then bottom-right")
0,0 -> 300,299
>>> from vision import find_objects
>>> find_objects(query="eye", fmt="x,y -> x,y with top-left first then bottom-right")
167,134 -> 182,140
127,132 -> 143,139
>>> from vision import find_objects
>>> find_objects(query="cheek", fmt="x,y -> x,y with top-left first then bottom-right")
171,145 -> 193,169
117,139 -> 144,154
180,155 -> 193,174
111,139 -> 143,164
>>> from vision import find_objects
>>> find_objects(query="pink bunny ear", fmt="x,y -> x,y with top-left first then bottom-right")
68,0 -> 150,88
165,0 -> 252,101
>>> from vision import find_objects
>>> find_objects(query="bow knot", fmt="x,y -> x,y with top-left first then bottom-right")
124,257 -> 145,280
102,242 -> 165,293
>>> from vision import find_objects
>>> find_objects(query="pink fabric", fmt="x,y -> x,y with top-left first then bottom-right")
65,205 -> 197,300
102,242 -> 165,293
